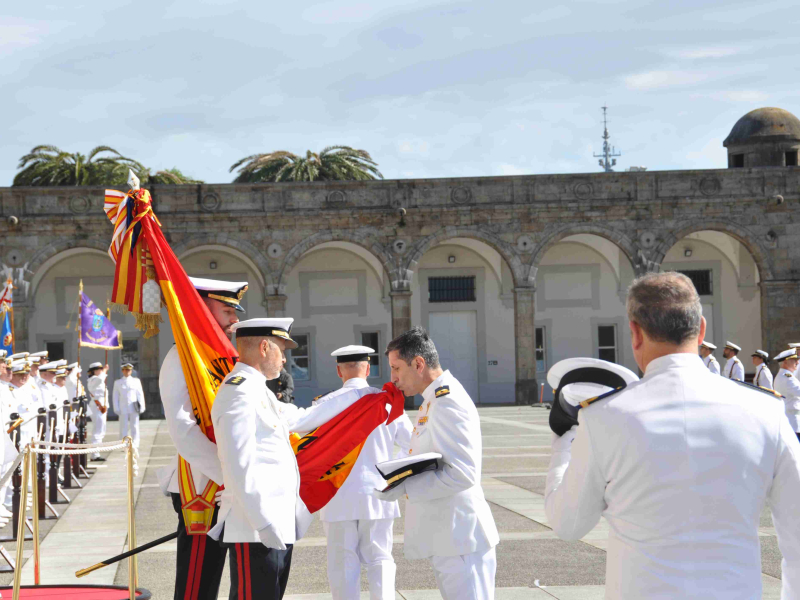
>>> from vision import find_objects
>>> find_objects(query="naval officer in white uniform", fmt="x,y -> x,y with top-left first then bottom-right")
376,326 -> 499,600
722,340 -> 745,381
751,350 -> 774,389
112,363 -> 146,449
159,277 -> 248,600
545,271 -> 800,599
773,349 -> 800,442
699,340 -> 720,374
86,362 -> 109,461
316,345 -> 413,600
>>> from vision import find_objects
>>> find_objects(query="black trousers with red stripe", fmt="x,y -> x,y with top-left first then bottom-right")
225,542 -> 293,600
171,493 -> 228,600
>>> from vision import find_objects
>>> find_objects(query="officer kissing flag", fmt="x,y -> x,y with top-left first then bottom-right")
103,172 -> 405,532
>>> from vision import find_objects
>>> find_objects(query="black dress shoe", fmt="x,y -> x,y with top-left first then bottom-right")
90,457 -> 107,462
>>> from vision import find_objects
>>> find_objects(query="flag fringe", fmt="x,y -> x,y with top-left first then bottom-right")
135,313 -> 163,338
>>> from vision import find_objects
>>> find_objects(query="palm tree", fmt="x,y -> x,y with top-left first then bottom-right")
229,146 -> 383,183
13,145 -> 146,186
144,167 -> 204,185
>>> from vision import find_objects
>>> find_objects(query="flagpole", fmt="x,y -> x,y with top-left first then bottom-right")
9,307 -> 14,354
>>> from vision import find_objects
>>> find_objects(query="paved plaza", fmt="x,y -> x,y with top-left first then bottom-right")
0,406 -> 789,598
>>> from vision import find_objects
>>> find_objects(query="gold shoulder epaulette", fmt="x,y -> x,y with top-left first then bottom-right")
314,390 -> 334,402
226,375 -> 246,386
435,386 -> 450,398
579,387 -> 623,409
732,379 -> 783,398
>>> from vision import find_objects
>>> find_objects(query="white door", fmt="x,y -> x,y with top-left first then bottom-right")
428,311 -> 479,403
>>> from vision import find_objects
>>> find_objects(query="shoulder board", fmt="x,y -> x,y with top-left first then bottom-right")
226,375 -> 246,386
732,379 -> 783,398
786,372 -> 793,377
313,390 -> 335,402
435,386 -> 450,398
579,386 -> 623,409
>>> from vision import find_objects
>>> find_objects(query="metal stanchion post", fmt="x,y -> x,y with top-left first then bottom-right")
126,438 -> 138,598
48,407 -> 65,506
62,401 -> 72,489
31,440 -> 40,585
79,397 -> 90,476
36,409 -> 48,520
71,401 -> 81,482
12,447 -> 30,600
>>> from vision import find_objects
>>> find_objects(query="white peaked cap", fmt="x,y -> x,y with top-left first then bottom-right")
190,277 -> 249,313
9,353 -> 28,361
88,362 -> 103,370
752,350 -> 769,360
231,318 -> 298,349
331,345 -> 374,363
29,351 -> 48,358
700,341 -> 717,350
547,357 -> 639,406
776,349 -> 799,362
725,341 -> 742,352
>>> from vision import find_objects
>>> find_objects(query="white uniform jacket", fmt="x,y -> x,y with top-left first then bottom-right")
723,355 -> 745,381
755,363 -> 774,389
702,354 -> 720,375
545,353 -> 800,600
209,362 -> 311,545
28,379 -> 44,411
158,345 -> 225,495
316,378 -> 413,522
774,368 -> 800,432
403,370 -> 499,560
113,376 -> 145,415
87,375 -> 108,408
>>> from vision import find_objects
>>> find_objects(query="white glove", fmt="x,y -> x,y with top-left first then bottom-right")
372,481 -> 407,502
258,524 -> 287,550
214,489 -> 223,506
551,425 -> 578,452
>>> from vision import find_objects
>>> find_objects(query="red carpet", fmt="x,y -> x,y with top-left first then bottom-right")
0,585 -> 151,599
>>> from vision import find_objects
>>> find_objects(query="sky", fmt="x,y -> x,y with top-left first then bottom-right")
2,0 -> 799,185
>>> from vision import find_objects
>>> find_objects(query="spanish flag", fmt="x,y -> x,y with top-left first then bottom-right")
104,185 -> 406,530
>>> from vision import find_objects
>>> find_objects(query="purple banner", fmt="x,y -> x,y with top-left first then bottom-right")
80,292 -> 122,349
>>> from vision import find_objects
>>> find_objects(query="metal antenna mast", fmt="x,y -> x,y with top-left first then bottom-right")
593,106 -> 621,172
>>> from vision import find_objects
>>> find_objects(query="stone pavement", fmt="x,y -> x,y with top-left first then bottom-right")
2,406 -> 790,598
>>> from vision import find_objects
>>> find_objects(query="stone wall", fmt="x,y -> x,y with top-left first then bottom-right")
1,165 -> 798,409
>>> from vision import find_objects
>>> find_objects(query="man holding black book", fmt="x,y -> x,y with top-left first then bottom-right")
376,326 -> 499,600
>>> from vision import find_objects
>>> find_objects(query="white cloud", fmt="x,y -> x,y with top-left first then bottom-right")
624,70 -> 708,91
667,47 -> 742,60
497,163 -> 528,176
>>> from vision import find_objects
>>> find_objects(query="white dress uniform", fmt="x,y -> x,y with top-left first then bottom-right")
754,362 -> 774,389
9,381 -> 37,444
545,353 -> 800,599
702,353 -> 720,375
401,370 -> 499,600
723,355 -> 744,381
86,372 -> 108,458
112,374 -> 145,448
774,367 -> 800,435
316,377 -> 413,600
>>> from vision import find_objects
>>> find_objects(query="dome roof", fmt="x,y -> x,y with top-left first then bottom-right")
723,107 -> 800,147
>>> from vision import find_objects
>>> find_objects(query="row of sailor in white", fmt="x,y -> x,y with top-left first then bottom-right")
722,341 -> 745,381
113,364 -> 145,449
317,345 -> 413,600
157,278 -> 250,496
699,341 -> 720,374
8,358 -> 39,443
544,355 -> 800,599
773,349 -> 800,433
751,349 -> 775,389
209,318 -> 385,548
38,360 -> 68,437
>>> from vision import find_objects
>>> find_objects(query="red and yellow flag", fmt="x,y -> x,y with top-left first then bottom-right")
104,186 -> 407,529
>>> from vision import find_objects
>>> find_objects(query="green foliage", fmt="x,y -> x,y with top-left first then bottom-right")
144,167 -> 204,185
12,145 -> 147,187
229,146 -> 383,183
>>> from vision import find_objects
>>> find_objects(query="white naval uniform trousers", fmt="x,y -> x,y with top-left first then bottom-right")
546,353 -> 800,600
754,363 -> 774,389
113,375 -> 145,448
774,368 -> 800,434
403,370 -> 499,600
315,377 -> 413,600
702,354 -> 720,375
723,355 -> 745,381
86,374 -> 108,458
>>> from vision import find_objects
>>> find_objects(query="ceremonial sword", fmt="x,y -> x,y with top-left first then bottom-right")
75,531 -> 179,577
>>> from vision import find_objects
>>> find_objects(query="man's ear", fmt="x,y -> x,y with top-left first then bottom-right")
698,317 -> 707,345
629,321 -> 644,352
414,356 -> 425,374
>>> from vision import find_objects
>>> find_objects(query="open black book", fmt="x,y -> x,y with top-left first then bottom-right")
375,453 -> 443,491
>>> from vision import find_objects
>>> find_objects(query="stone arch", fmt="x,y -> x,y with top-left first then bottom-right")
651,221 -> 775,280
26,238 -> 112,301
404,227 -> 528,288
529,224 -> 638,285
172,234 -> 273,290
276,230 -> 396,295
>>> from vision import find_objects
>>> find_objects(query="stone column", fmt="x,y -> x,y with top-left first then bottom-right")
513,287 -> 537,405
389,290 -> 414,408
760,280 -> 800,374
389,291 -> 412,338
266,294 -> 288,317
139,331 -> 163,418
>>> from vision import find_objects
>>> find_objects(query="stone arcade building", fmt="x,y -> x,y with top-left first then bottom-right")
2,107 -> 800,414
